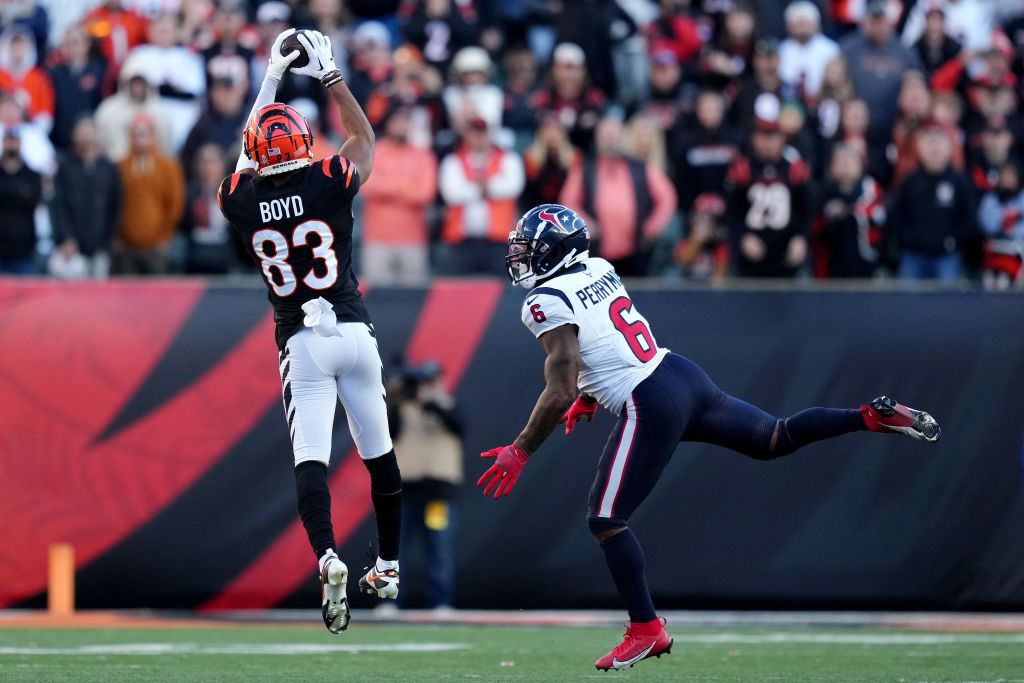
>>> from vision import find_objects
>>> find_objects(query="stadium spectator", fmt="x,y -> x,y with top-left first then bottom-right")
180,74 -> 247,179
778,1 -> 840,105
522,115 -> 578,210
359,104 -> 438,287
673,191 -> 729,280
623,112 -> 667,171
699,2 -> 756,92
47,25 -> 107,151
345,21 -> 393,109
501,44 -> 540,145
442,46 -> 504,135
729,38 -> 796,132
125,13 -> 206,153
362,44 -> 445,149
529,42 -> 607,151
644,0 -> 702,67
82,0 -> 148,92
49,117 -> 121,279
841,0 -> 923,134
668,88 -> 740,212
637,43 -> 688,143
200,0 -> 256,98
401,0 -> 482,74
559,114 -> 677,276
931,32 -> 1018,134
912,7 -> 962,78
724,93 -> 812,278
815,143 -> 885,278
551,0 -> 636,100
180,142 -> 238,274
0,90 -> 54,174
831,97 -> 892,189
812,56 -> 855,141
902,0 -> 995,54
0,25 -> 54,132
977,160 -> 1024,290
386,359 -> 463,611
969,119 -> 1020,194
0,0 -> 48,58
113,112 -> 184,274
0,126 -> 42,274
890,124 -> 977,281
438,115 -> 524,275
94,57 -> 172,161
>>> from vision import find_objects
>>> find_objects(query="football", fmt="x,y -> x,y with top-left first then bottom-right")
281,31 -> 310,69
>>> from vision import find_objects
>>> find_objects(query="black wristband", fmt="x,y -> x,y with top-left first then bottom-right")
320,69 -> 343,89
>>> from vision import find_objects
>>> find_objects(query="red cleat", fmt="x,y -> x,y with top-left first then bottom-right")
861,396 -> 941,442
595,617 -> 673,671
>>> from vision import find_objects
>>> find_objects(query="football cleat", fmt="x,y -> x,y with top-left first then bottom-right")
861,396 -> 941,442
358,563 -> 400,600
595,617 -> 673,671
320,552 -> 350,633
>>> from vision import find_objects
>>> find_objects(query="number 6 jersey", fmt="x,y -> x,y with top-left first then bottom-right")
218,155 -> 371,350
521,257 -> 668,414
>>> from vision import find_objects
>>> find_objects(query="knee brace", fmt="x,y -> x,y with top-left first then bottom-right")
587,514 -> 628,536
363,449 -> 402,494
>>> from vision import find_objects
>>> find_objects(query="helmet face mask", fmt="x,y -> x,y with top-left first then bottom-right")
506,204 -> 590,289
243,103 -> 314,177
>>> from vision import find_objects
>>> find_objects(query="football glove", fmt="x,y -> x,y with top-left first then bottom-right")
291,30 -> 338,81
266,28 -> 300,81
560,395 -> 597,435
477,444 -> 529,499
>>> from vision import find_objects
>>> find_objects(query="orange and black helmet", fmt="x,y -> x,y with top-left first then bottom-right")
243,103 -> 313,177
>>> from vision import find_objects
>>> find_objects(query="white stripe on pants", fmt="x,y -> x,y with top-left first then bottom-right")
597,396 -> 638,518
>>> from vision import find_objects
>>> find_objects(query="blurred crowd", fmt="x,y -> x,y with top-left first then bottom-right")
1,0 -> 1024,288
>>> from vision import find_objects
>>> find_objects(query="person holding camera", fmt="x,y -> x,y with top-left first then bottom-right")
387,360 -> 464,611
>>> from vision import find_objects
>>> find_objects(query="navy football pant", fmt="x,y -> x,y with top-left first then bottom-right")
587,353 -> 867,623
587,352 -> 867,530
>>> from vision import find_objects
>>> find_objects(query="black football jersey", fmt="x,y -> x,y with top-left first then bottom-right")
218,156 -> 370,350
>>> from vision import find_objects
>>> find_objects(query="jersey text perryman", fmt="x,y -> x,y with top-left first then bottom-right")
575,270 -> 623,309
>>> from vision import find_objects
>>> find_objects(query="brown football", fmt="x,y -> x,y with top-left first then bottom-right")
281,31 -> 310,68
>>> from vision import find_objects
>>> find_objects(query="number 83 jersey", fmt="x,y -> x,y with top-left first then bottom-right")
218,155 -> 371,350
521,257 -> 668,414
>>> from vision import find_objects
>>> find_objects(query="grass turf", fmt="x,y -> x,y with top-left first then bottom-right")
2,624 -> 1024,682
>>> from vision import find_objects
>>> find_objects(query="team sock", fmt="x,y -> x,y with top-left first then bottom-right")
363,451 -> 402,562
782,408 -> 867,449
294,461 -> 335,561
599,528 -> 658,624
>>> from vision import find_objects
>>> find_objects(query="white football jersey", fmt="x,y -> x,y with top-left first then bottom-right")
520,258 -> 668,414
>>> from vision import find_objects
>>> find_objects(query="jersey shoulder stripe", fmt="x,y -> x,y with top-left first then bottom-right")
217,172 -> 251,213
527,286 -> 574,312
315,155 -> 359,192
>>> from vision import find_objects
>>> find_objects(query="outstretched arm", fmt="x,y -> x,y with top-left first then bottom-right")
235,28 -> 300,173
514,324 -> 581,454
293,31 -> 375,182
477,324 -> 580,499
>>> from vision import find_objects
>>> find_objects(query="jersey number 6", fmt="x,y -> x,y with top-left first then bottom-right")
609,296 -> 657,362
251,220 -> 339,297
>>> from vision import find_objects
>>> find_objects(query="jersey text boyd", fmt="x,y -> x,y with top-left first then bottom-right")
259,196 -> 304,223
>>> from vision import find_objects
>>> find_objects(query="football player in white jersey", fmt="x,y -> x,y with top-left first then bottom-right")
477,204 -> 941,671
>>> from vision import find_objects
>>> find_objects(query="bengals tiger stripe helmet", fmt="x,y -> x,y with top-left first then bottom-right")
243,103 -> 313,177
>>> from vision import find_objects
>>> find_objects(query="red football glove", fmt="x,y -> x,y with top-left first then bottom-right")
477,444 -> 529,499
560,396 -> 597,435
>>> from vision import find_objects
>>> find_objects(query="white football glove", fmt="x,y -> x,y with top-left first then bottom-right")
266,28 -> 300,80
291,30 -> 337,80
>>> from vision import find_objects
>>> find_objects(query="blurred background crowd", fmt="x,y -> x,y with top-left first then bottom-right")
1,0 -> 1023,288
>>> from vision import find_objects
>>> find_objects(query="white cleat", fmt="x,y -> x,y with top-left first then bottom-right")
320,552 -> 350,633
358,563 -> 400,600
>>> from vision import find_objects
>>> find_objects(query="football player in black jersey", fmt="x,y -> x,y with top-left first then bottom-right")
217,29 -> 400,634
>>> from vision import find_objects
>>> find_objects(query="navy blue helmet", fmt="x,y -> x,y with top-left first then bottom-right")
506,204 -> 590,288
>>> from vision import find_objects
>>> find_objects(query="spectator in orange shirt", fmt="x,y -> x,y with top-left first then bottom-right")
0,26 -> 54,133
83,0 -> 148,93
359,104 -> 439,286
113,112 -> 185,275
559,114 -> 678,277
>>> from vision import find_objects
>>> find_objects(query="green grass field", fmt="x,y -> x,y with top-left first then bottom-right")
3,624 -> 1024,682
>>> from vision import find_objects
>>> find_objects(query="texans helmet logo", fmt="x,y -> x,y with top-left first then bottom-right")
538,207 -> 563,229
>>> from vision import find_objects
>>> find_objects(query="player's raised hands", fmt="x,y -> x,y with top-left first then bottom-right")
560,395 -> 597,435
266,28 -> 300,80
477,444 -> 529,499
292,30 -> 338,80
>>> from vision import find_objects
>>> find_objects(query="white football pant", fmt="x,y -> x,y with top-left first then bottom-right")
279,322 -> 393,466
